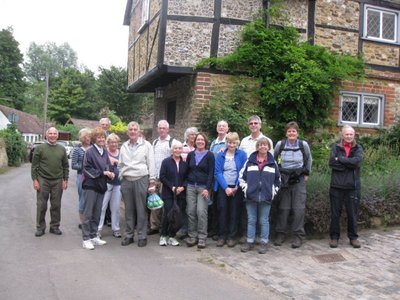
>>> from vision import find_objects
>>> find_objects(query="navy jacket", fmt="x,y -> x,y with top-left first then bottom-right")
82,145 -> 111,194
329,141 -> 363,190
239,151 -> 280,203
186,150 -> 215,190
159,156 -> 188,201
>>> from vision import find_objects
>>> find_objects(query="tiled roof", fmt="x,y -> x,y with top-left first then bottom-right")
0,105 -> 43,134
66,118 -> 99,129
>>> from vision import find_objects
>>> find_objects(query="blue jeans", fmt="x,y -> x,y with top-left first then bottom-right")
76,173 -> 84,214
245,201 -> 271,244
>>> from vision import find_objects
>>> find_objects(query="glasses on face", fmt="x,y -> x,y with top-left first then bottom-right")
249,122 -> 259,125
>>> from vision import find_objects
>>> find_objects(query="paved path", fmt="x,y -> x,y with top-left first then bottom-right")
206,228 -> 400,299
1,163 -> 399,299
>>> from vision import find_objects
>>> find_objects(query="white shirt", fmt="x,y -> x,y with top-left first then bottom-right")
239,133 -> 274,158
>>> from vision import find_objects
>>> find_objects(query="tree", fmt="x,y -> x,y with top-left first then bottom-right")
197,19 -> 365,136
24,42 -> 78,82
48,68 -> 98,124
0,27 -> 26,109
96,66 -> 153,122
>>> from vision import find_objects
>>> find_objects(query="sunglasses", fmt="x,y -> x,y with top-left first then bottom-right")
249,122 -> 259,125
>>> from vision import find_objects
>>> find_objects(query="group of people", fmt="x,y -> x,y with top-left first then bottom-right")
31,115 -> 363,253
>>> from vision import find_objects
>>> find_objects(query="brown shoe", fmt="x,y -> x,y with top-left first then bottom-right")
227,239 -> 237,248
350,239 -> 361,248
329,239 -> 338,248
197,239 -> 206,249
216,239 -> 225,247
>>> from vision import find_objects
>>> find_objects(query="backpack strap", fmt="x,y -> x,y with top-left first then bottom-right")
153,138 -> 173,148
276,139 -> 308,169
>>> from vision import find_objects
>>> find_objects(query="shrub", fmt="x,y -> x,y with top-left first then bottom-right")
0,123 -> 27,166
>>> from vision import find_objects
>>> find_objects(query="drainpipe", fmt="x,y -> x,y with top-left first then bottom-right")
263,0 -> 270,28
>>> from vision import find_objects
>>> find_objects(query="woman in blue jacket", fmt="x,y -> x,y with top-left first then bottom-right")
239,137 -> 280,254
214,132 -> 247,248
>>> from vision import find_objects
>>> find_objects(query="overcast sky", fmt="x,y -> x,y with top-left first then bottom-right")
0,0 -> 129,72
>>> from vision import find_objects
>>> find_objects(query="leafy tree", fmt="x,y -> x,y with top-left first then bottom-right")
0,27 -> 26,109
96,66 -> 153,122
24,42 -> 78,82
48,68 -> 98,124
197,19 -> 365,135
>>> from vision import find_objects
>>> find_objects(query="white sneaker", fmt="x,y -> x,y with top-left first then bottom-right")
159,236 -> 168,246
91,236 -> 107,246
82,239 -> 94,250
168,237 -> 180,246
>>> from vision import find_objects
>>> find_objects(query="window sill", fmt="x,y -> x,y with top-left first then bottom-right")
137,21 -> 149,34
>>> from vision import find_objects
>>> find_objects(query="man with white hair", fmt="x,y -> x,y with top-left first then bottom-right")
99,117 -> 111,135
328,125 -> 363,249
31,127 -> 69,237
149,120 -> 176,235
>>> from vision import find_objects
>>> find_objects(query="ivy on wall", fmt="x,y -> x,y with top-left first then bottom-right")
197,19 -> 365,135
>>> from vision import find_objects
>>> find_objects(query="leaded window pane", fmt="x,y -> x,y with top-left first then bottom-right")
382,13 -> 395,40
342,96 -> 358,122
363,97 -> 379,124
367,10 -> 380,38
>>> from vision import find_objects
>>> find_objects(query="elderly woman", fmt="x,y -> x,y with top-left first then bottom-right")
273,121 -> 312,249
97,133 -> 121,238
181,127 -> 198,162
214,132 -> 247,248
82,127 -> 115,250
159,140 -> 188,246
71,128 -> 91,229
239,137 -> 280,254
185,132 -> 215,249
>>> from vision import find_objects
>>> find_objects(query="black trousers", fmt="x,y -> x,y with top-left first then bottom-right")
329,187 -> 359,241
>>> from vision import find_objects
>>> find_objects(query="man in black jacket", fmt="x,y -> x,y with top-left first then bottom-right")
328,125 -> 363,249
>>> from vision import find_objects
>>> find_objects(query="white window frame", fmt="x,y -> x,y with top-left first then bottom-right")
138,0 -> 150,33
339,91 -> 384,128
363,5 -> 399,44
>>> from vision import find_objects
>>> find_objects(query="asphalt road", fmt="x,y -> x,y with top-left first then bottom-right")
0,163 -> 282,300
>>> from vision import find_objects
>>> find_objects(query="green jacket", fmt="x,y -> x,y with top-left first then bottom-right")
31,143 -> 69,181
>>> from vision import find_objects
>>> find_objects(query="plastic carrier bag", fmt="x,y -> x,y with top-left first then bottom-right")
146,193 -> 164,210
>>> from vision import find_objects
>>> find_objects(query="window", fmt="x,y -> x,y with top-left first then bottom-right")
364,5 -> 399,43
166,101 -> 176,126
140,0 -> 149,28
340,92 -> 383,127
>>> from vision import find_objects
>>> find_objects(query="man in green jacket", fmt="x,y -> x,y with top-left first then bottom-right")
31,127 -> 69,237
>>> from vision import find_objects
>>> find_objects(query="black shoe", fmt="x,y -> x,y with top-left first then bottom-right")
147,228 -> 159,235
121,237 -> 134,246
138,239 -> 147,247
78,224 -> 82,229
49,228 -> 62,235
274,234 -> 285,246
291,237 -> 302,248
35,229 -> 45,237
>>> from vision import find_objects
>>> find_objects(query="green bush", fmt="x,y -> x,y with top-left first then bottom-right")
0,123 -> 27,166
198,79 -> 267,140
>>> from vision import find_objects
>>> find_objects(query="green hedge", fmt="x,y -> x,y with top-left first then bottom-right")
0,123 -> 27,167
